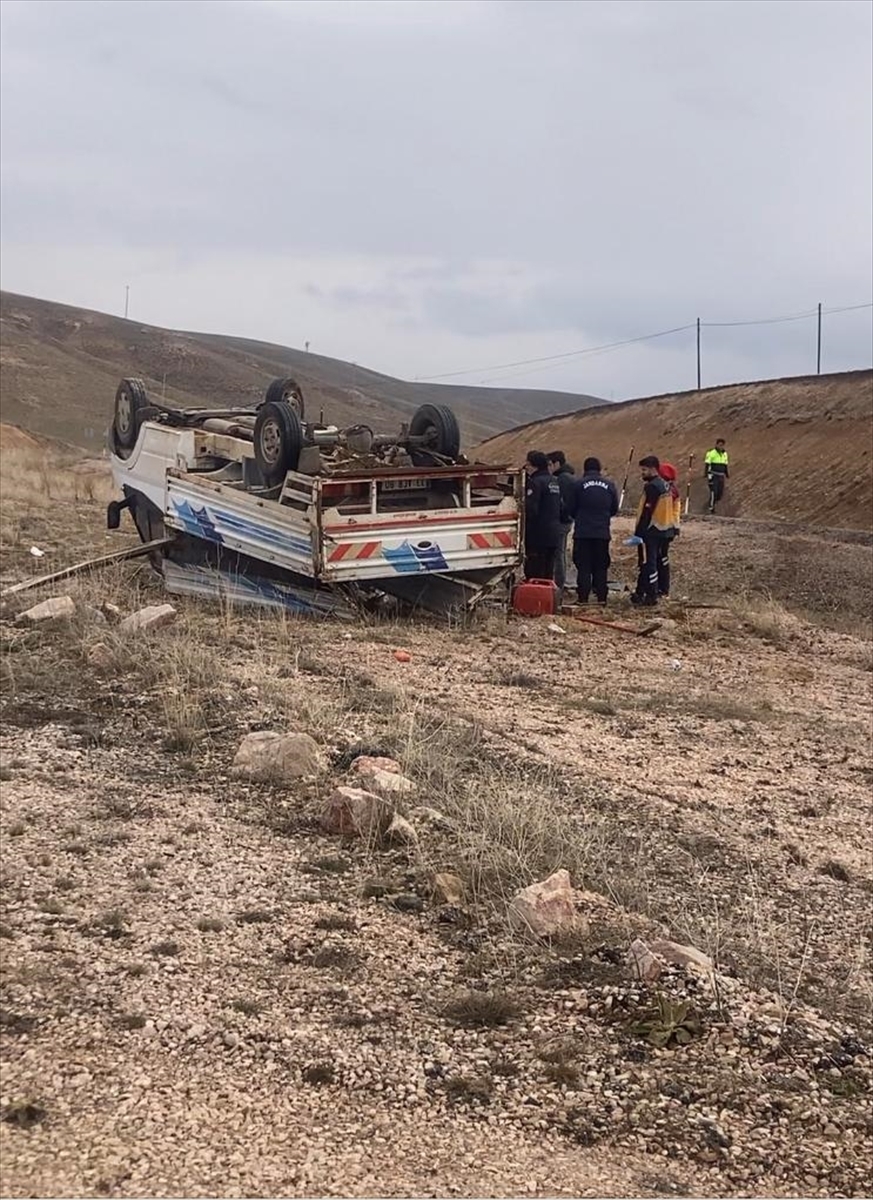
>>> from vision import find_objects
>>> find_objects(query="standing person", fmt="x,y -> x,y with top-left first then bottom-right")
547,451 -> 576,597
568,456 -> 619,605
627,455 -> 674,607
523,450 -> 562,581
656,462 -> 681,599
704,439 -> 729,513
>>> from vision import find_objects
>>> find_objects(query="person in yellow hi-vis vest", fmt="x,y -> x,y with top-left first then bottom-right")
704,439 -> 729,514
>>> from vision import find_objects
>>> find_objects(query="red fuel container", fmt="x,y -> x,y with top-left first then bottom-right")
512,578 -> 557,617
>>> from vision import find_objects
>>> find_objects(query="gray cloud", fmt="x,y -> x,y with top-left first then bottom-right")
0,0 -> 870,396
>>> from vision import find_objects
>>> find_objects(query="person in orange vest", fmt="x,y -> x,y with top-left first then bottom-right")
625,455 -> 674,606
657,462 -> 681,598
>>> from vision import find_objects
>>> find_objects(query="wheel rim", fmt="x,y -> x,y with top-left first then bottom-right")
282,388 -> 302,416
116,392 -> 132,435
260,418 -> 282,464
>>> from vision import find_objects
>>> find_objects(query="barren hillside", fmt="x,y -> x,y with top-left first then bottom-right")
476,371 -> 873,531
0,291 -> 603,452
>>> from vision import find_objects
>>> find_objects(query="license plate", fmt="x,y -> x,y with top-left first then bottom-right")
381,479 -> 425,492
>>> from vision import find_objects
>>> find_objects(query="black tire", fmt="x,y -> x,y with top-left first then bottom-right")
113,378 -> 150,453
254,400 -> 303,485
264,376 -> 306,420
409,403 -> 461,460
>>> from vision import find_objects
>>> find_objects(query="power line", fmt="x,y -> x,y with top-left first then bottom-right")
416,300 -> 873,384
702,307 -> 818,329
417,323 -> 696,382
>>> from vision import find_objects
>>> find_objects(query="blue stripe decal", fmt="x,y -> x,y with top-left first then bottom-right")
169,499 -> 311,556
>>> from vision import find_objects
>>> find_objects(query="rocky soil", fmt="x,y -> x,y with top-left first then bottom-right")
1,510 -> 871,1198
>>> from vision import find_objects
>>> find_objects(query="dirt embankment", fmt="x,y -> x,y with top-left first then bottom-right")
476,371 -> 873,531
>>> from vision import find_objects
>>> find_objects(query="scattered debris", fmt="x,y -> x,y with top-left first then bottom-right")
0,537 -> 171,597
29,546 -> 45,558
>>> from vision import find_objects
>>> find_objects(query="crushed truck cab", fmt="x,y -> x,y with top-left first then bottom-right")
107,376 -> 523,617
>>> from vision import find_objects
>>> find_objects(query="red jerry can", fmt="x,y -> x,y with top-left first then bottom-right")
512,578 -> 557,617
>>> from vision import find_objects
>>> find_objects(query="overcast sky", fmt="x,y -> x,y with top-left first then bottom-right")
1,0 -> 871,399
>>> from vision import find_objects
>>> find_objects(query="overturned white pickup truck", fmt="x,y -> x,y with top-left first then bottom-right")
107,376 -> 523,617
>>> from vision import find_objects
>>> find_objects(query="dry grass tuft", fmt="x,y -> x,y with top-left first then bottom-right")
302,1062 -> 336,1086
442,990 -> 521,1027
445,1073 -> 493,1103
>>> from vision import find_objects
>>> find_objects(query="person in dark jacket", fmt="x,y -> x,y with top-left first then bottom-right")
523,450 -> 562,581
566,456 -> 619,605
547,451 -> 576,596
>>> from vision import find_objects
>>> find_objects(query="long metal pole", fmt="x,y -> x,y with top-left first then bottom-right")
816,302 -> 822,375
696,318 -> 701,390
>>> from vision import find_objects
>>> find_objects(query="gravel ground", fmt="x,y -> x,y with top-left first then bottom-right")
1,515 -> 871,1198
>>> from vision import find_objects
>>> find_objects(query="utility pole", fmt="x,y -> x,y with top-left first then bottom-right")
696,317 -> 701,390
816,302 -> 822,375
124,285 -> 130,320
304,340 -> 310,353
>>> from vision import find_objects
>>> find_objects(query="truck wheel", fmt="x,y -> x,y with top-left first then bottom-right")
409,404 -> 461,460
264,376 -> 306,420
254,400 -> 303,485
113,378 -> 150,455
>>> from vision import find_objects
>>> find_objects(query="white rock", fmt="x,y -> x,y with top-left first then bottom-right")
119,604 -> 177,633
87,642 -> 115,670
432,872 -> 465,905
366,768 -> 416,798
626,938 -> 663,983
18,595 -> 75,624
649,937 -> 714,975
351,755 -> 402,778
231,730 -> 323,782
508,869 -> 580,938
384,813 -> 418,847
322,785 -> 394,839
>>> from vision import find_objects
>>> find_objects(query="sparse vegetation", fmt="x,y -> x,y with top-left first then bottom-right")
231,998 -> 262,1016
311,946 -> 360,973
445,1073 -> 493,1104
196,917 -> 225,933
2,1101 -> 47,1130
237,909 -> 275,925
301,1062 -> 336,1086
315,914 -> 357,932
117,1012 -> 147,1031
442,991 -> 521,1028
151,940 -> 180,957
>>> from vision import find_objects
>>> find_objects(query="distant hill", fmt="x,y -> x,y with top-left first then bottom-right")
476,370 -> 873,530
0,291 -> 604,451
